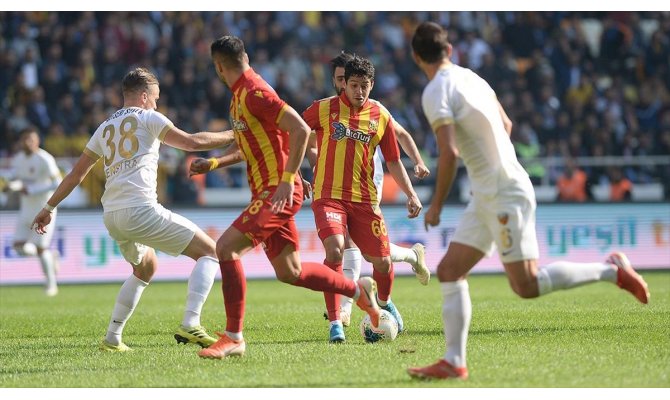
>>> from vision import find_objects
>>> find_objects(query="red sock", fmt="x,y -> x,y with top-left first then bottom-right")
323,259 -> 342,321
373,263 -> 394,302
293,262 -> 356,299
220,259 -> 246,333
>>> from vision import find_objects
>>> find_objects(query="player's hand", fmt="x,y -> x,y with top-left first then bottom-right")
424,205 -> 441,231
32,208 -> 53,235
414,163 -> 430,179
406,195 -> 422,219
271,181 -> 294,214
189,158 -> 213,177
302,178 -> 312,200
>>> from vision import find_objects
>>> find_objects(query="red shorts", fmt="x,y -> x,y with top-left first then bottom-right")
232,183 -> 303,260
311,198 -> 390,257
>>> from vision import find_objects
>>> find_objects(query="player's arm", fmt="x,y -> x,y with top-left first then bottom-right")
24,158 -> 63,196
305,132 -> 318,169
189,141 -> 243,177
498,100 -> 513,136
424,123 -> 459,231
393,120 -> 430,179
32,152 -> 99,234
163,127 -> 235,152
272,105 -> 311,213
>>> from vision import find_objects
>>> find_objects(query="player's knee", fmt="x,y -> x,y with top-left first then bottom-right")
510,280 -> 539,299
275,267 -> 300,284
370,257 -> 392,273
216,239 -> 238,260
324,246 -> 344,263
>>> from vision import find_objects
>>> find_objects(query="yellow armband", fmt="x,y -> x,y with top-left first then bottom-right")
281,171 -> 296,184
208,157 -> 219,171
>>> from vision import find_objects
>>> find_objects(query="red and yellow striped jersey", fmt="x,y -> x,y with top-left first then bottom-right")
229,68 -> 290,196
303,93 -> 399,203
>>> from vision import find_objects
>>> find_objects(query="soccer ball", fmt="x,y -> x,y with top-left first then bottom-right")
360,309 -> 398,343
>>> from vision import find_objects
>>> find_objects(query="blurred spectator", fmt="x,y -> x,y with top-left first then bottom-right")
557,158 -> 588,202
608,167 -> 633,201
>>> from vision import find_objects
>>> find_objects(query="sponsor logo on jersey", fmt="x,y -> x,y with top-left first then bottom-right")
325,211 -> 342,223
330,121 -> 372,144
232,119 -> 249,132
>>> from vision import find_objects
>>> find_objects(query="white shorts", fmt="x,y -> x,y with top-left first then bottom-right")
103,204 -> 198,265
451,191 -> 540,263
15,207 -> 56,248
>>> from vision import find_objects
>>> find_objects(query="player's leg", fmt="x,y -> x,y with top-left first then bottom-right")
101,247 -> 156,352
408,203 -> 489,380
198,224 -> 255,359
348,204 -> 402,330
174,228 -> 220,347
32,210 -> 58,296
390,242 -> 430,286
312,199 -> 348,341
340,232 -> 361,327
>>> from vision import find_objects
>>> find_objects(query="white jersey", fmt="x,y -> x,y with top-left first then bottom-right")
84,107 -> 174,212
10,148 -> 61,213
421,64 -> 530,198
372,150 -> 384,195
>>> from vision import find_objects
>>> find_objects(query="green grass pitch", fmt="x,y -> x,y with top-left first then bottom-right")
0,272 -> 668,388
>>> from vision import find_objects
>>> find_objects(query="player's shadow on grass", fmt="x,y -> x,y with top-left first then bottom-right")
405,322 -> 636,338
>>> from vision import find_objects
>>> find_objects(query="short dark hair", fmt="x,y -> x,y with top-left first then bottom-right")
344,55 -> 375,82
19,126 -> 39,137
411,21 -> 450,63
211,35 -> 246,69
122,67 -> 159,95
330,51 -> 354,76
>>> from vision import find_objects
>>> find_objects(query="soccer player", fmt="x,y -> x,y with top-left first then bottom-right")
196,36 -> 381,359
32,67 -> 235,352
407,22 -> 650,380
2,127 -> 62,296
320,52 -> 431,331
302,55 -> 423,343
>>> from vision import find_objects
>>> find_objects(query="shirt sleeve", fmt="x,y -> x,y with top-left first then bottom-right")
84,128 -> 103,160
378,115 -> 400,163
302,101 -> 320,130
246,86 -> 288,125
422,82 -> 455,133
145,110 -> 175,142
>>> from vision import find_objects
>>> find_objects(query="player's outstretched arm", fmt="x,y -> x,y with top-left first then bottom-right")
386,159 -> 422,219
189,142 -> 243,177
164,127 -> 235,152
393,121 -> 430,179
32,152 -> 98,234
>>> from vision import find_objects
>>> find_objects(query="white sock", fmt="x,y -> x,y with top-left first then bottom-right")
536,261 -> 617,296
341,248 -> 362,314
390,243 -> 417,265
105,274 -> 148,346
225,331 -> 243,341
38,249 -> 57,290
16,243 -> 37,256
441,280 -> 471,368
182,256 -> 218,328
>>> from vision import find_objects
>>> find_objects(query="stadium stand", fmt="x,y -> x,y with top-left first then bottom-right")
1,11 -> 669,207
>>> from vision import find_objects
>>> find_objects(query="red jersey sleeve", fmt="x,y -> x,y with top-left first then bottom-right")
302,101 -> 323,130
378,118 -> 400,162
245,85 -> 287,125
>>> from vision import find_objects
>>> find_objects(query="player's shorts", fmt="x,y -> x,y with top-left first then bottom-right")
103,204 -> 198,265
312,198 -> 390,257
232,183 -> 303,260
15,207 -> 56,248
451,190 -> 540,263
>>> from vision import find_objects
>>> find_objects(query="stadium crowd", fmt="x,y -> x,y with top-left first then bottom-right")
1,11 -> 669,204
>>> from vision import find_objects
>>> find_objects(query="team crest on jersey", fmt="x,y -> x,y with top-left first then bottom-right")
330,121 -> 372,144
497,212 -> 509,225
368,119 -> 378,132
232,119 -> 248,132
